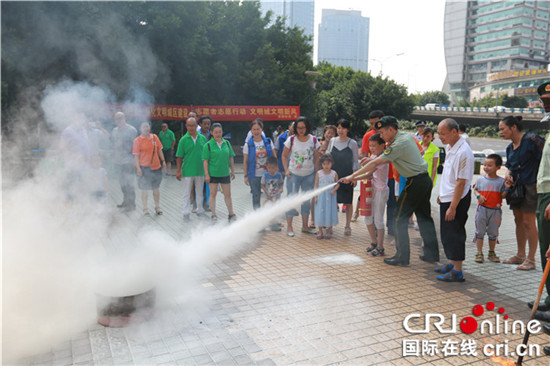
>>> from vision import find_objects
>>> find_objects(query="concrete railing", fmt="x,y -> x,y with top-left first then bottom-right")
415,106 -> 544,114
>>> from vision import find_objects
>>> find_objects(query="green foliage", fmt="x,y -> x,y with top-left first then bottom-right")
313,64 -> 414,137
501,95 -> 528,108
1,1 -> 313,114
410,90 -> 450,106
470,94 -> 497,108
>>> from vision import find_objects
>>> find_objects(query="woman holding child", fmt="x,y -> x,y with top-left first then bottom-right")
499,115 -> 544,270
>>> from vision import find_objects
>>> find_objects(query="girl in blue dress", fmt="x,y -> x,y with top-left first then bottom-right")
314,154 -> 340,239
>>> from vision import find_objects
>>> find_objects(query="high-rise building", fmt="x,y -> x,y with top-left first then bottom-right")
259,0 -> 315,49
317,9 -> 370,72
444,0 -> 550,104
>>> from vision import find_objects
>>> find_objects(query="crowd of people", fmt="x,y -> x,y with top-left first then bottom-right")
58,83 -> 550,289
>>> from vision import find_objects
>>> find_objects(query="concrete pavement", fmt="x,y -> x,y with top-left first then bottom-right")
17,164 -> 550,365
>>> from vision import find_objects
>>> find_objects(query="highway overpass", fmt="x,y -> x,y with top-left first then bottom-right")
411,106 -> 546,128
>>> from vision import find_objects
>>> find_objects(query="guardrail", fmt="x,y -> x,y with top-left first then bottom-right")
415,106 -> 544,114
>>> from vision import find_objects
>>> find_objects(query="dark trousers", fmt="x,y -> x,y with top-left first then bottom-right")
394,174 -> 439,262
537,193 -> 550,306
440,190 -> 471,262
387,178 -> 396,234
116,163 -> 135,208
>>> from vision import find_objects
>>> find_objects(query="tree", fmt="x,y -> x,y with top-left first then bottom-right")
501,95 -> 528,108
410,90 -> 450,106
313,63 -> 414,137
1,1 -> 313,120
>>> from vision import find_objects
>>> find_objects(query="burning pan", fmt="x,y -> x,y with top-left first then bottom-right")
96,288 -> 155,327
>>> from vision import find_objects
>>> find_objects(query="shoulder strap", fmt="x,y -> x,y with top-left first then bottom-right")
290,135 -> 295,150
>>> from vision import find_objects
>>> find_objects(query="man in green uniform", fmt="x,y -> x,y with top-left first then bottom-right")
176,117 -> 208,221
158,123 -> 176,174
532,82 -> 550,325
342,116 -> 439,266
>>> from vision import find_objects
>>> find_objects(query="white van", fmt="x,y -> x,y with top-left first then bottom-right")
425,103 -> 440,109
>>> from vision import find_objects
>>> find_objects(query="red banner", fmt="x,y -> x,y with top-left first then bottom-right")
103,103 -> 300,121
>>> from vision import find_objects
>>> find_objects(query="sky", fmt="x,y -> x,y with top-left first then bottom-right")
313,0 -> 448,94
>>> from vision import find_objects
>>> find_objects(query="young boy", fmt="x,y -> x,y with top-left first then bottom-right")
355,134 -> 389,256
472,153 -> 512,263
261,156 -> 284,231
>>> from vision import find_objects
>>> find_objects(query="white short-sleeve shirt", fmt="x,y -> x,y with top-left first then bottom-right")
439,137 -> 474,203
284,135 -> 318,176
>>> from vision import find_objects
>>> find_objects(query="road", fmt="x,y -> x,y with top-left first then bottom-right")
433,135 -> 509,153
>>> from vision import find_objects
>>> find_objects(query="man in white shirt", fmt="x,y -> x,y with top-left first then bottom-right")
435,118 -> 474,282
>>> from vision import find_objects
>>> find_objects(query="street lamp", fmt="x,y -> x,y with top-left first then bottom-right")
304,71 -> 324,119
370,52 -> 405,75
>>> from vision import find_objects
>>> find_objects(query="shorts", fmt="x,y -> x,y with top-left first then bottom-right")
509,182 -> 537,213
474,205 -> 502,241
163,148 -> 173,162
210,175 -> 231,184
137,166 -> 162,190
364,189 -> 389,230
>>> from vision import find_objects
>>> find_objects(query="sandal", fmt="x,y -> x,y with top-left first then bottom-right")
324,227 -> 333,239
487,251 -> 500,263
366,243 -> 377,253
211,215 -> 218,222
301,228 -> 317,234
344,226 -> 352,236
371,247 -> 385,257
351,212 -> 359,222
475,252 -> 484,263
228,214 -> 237,222
503,255 -> 525,265
316,232 -> 324,240
143,209 -> 150,216
517,259 -> 536,271
434,263 -> 454,274
155,207 -> 163,215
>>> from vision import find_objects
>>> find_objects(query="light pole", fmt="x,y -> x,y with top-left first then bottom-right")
304,71 -> 324,119
370,52 -> 405,75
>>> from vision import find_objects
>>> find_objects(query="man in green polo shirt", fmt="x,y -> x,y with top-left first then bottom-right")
342,116 -> 439,266
158,123 -> 176,175
176,117 -> 208,221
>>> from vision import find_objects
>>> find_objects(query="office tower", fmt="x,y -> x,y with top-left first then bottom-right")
259,0 -> 315,49
444,0 -> 550,104
317,9 -> 370,72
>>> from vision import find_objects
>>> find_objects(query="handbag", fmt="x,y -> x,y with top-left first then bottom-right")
508,177 -> 525,204
507,143 -> 525,205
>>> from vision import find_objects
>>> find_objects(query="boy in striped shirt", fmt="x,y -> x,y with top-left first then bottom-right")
472,154 -> 512,263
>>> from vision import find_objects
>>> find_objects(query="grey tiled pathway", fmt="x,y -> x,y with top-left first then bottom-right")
10,164 -> 550,365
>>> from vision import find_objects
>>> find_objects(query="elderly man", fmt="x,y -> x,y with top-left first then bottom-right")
112,112 -> 137,211
434,118 -> 474,282
176,117 -> 208,221
343,116 -> 439,266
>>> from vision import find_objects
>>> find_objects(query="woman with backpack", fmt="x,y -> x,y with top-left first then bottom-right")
243,118 -> 275,210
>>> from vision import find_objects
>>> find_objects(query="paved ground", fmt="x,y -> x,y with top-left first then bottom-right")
16,163 -> 550,365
